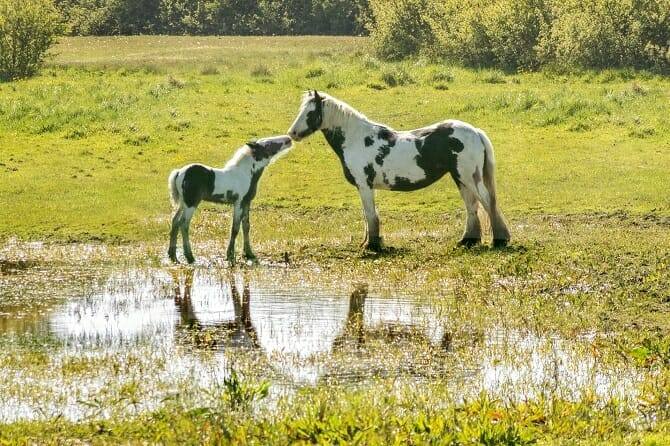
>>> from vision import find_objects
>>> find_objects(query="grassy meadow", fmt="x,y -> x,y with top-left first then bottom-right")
0,36 -> 670,444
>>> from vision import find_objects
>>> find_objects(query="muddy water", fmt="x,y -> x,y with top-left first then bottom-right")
0,266 -> 639,422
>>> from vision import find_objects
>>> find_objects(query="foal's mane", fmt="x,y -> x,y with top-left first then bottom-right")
224,145 -> 252,169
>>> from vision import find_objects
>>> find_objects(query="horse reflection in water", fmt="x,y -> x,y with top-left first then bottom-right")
333,283 -> 451,353
170,271 -> 450,381
171,269 -> 259,350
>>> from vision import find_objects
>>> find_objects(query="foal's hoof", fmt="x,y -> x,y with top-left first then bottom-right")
457,238 -> 481,248
168,247 -> 178,263
492,239 -> 509,249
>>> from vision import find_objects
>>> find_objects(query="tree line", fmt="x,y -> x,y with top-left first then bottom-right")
54,0 -> 371,36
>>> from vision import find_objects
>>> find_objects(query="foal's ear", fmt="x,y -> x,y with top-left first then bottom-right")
313,90 -> 322,102
247,140 -> 260,149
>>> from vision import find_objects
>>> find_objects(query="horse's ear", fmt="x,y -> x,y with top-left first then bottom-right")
247,141 -> 259,149
313,90 -> 322,102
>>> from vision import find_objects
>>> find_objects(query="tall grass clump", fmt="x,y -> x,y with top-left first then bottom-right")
367,0 -> 670,72
0,0 -> 62,81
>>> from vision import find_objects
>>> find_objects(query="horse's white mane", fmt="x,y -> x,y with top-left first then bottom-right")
302,91 -> 383,130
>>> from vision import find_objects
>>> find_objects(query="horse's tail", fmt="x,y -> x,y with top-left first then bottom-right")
478,129 -> 511,241
168,169 -> 181,208
478,129 -> 498,212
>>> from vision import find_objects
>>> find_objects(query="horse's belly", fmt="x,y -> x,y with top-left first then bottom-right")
376,148 -> 433,190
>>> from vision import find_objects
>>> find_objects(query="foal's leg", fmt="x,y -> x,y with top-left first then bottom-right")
457,185 -> 482,247
358,187 -> 382,252
180,206 -> 197,264
168,207 -> 183,262
226,204 -> 244,264
241,205 -> 257,261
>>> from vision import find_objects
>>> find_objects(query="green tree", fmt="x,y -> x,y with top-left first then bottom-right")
0,0 -> 62,81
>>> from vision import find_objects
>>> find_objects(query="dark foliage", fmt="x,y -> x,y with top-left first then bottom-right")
55,0 -> 370,36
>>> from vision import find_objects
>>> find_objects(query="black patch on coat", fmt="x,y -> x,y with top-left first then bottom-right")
364,136 -> 374,147
322,127 -> 356,186
212,190 -> 239,204
390,123 -> 464,191
375,144 -> 391,166
392,176 -> 415,191
182,164 -> 215,207
377,127 -> 397,146
298,95 -> 324,139
241,168 -> 265,208
248,141 -> 284,161
363,163 -> 376,188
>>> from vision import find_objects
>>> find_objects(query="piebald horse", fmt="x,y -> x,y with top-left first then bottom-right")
287,91 -> 510,251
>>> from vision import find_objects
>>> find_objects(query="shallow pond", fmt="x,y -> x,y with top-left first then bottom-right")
0,264 -> 639,422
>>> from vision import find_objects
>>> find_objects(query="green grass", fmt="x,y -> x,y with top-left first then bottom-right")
1,36 -> 670,444
0,36 -> 668,243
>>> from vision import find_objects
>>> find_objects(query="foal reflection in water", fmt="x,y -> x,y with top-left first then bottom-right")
171,269 -> 259,350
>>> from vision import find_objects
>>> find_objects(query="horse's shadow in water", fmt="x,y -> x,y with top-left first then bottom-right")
171,269 -> 259,350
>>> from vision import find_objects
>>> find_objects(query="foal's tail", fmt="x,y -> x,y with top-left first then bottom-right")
168,169 -> 181,208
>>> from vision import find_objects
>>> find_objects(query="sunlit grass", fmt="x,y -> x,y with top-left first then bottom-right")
0,36 -> 669,444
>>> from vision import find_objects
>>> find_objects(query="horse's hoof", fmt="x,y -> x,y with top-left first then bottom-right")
492,239 -> 509,248
366,237 -> 384,253
458,238 -> 481,248
185,254 -> 196,264
244,254 -> 258,264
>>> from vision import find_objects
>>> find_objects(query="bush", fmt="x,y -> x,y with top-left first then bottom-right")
0,0 -> 62,81
368,0 -> 670,72
482,0 -> 551,71
538,0 -> 643,70
367,0 -> 435,60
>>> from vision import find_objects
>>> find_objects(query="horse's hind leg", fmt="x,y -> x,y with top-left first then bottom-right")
358,187 -> 382,252
470,179 -> 510,248
168,208 -> 183,262
180,207 -> 197,264
457,185 -> 481,247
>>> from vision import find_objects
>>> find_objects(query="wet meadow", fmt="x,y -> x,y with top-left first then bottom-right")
0,36 -> 669,444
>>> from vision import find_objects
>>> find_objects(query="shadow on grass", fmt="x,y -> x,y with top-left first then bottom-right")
451,242 -> 528,256
360,245 -> 411,259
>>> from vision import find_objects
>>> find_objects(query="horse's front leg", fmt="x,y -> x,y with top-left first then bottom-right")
358,187 -> 382,252
226,204 -> 243,264
241,205 -> 257,262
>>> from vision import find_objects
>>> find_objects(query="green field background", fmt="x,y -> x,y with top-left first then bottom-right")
1,36 -> 669,242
